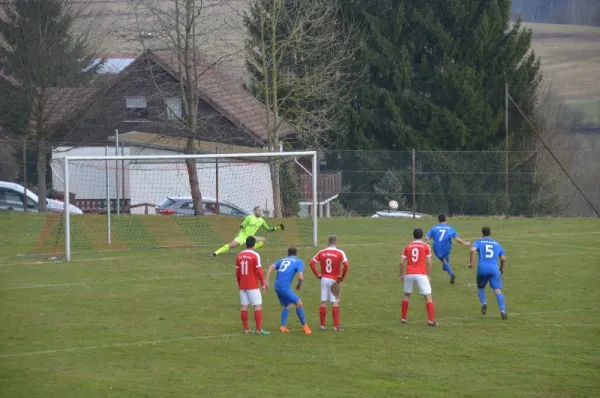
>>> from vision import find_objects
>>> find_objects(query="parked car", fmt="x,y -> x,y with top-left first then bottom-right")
0,181 -> 83,215
371,210 -> 424,219
155,196 -> 249,217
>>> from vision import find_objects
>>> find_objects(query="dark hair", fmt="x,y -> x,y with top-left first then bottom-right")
413,228 -> 423,239
288,247 -> 298,256
438,214 -> 446,222
246,236 -> 256,248
328,235 -> 338,245
482,227 -> 491,237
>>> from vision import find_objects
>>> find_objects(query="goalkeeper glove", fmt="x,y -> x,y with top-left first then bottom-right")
279,224 -> 285,231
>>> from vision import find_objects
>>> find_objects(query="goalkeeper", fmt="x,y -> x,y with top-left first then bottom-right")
209,206 -> 284,257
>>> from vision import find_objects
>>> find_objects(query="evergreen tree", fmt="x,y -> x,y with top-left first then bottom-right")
0,0 -> 104,211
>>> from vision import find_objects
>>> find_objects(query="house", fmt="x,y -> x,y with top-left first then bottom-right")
44,49 -> 341,216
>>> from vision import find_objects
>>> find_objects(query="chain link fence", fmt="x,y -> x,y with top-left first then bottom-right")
1,140 -> 598,217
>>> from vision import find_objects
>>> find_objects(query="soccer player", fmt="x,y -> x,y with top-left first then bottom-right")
400,228 -> 437,326
469,227 -> 508,320
309,235 -> 349,331
235,236 -> 270,334
425,213 -> 471,284
210,206 -> 284,257
265,247 -> 312,335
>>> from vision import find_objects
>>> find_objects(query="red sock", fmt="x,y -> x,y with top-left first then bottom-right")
402,300 -> 409,320
241,310 -> 249,330
254,309 -> 263,331
319,306 -> 327,327
426,302 -> 435,322
332,306 -> 340,328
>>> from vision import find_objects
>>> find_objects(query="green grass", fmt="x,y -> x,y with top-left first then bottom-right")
568,100 -> 600,125
1,214 -> 599,397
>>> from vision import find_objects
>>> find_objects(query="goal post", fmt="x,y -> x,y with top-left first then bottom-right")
57,151 -> 318,262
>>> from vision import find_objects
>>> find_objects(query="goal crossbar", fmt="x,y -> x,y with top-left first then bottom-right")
62,151 -> 318,261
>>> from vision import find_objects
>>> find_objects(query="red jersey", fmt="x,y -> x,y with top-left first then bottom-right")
402,240 -> 431,275
310,247 -> 349,281
235,249 -> 264,290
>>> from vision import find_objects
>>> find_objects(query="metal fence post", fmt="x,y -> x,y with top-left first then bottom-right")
412,148 -> 416,218
105,146 -> 111,245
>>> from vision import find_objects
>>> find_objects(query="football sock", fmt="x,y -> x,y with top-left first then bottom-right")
280,308 -> 289,327
254,309 -> 263,331
496,293 -> 506,312
215,244 -> 230,256
426,302 -> 436,322
478,288 -> 487,305
332,306 -> 340,328
296,308 -> 306,326
319,306 -> 327,327
241,310 -> 249,330
442,262 -> 455,276
254,241 -> 264,249
401,299 -> 409,320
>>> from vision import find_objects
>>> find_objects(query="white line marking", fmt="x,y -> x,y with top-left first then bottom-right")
1,308 -> 596,359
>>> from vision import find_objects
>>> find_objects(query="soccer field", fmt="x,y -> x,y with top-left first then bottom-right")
1,215 -> 599,397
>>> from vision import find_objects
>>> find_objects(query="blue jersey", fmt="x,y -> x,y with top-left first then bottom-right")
473,238 -> 505,275
426,224 -> 458,256
273,256 -> 304,290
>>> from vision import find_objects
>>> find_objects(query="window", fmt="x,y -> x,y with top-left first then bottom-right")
0,189 -> 35,210
125,96 -> 148,118
219,204 -> 245,216
179,202 -> 195,210
165,97 -> 182,120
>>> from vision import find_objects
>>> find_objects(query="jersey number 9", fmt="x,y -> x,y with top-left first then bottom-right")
411,248 -> 419,262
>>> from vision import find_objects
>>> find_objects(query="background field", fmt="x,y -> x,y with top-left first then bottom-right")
1,214 -> 599,397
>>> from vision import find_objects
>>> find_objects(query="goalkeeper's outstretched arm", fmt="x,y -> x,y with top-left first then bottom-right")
260,218 -> 284,232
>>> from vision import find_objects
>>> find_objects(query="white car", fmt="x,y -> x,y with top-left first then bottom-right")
371,210 -> 424,219
0,181 -> 83,215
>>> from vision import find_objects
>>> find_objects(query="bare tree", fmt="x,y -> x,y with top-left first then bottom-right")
244,0 -> 358,217
0,0 -> 106,212
130,0 -> 243,215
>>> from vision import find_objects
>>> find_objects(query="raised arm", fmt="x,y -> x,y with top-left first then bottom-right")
260,218 -> 284,232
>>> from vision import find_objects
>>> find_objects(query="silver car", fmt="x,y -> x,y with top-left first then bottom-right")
155,196 -> 249,217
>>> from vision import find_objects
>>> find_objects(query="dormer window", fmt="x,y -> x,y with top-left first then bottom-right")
165,97 -> 182,120
125,96 -> 149,118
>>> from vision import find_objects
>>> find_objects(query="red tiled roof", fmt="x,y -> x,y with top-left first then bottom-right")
147,49 -> 295,143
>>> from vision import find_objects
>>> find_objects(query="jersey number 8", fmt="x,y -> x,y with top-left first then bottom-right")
325,258 -> 333,273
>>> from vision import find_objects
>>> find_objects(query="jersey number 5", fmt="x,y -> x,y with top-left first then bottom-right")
411,248 -> 419,262
325,258 -> 333,273
240,260 -> 249,275
485,245 -> 494,258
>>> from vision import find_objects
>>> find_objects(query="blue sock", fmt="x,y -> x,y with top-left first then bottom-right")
281,308 -> 289,327
296,307 -> 306,326
496,293 -> 506,312
478,288 -> 487,305
442,262 -> 454,277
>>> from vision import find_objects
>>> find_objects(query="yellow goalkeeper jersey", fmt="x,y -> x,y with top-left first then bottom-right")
240,215 -> 277,236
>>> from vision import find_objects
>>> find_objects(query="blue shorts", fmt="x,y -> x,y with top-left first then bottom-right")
275,288 -> 300,307
435,252 -> 451,263
476,273 -> 503,290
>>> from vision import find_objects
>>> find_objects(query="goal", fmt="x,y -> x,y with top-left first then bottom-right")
36,151 -> 318,261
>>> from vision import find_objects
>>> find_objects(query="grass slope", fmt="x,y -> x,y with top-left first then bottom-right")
1,214 -> 599,397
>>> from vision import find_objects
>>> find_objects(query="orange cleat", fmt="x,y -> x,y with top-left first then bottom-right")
280,326 -> 291,333
302,324 -> 312,335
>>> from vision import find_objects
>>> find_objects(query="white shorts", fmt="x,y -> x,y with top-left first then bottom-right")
240,289 -> 262,306
320,277 -> 339,303
404,274 -> 432,295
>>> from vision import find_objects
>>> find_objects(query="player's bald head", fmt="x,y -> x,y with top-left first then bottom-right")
253,206 -> 262,216
328,235 -> 338,246
482,227 -> 491,237
413,228 -> 423,239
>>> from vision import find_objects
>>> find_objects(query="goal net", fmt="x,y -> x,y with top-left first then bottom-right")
33,151 -> 318,261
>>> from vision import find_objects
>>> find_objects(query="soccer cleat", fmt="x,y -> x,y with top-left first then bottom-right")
319,326 -> 327,331
256,330 -> 271,335
302,324 -> 312,335
243,329 -> 252,334
401,319 -> 407,324
481,304 -> 488,315
501,311 -> 508,320
428,321 -> 438,327
450,275 -> 456,284
279,326 -> 291,333
333,327 -> 344,332
209,252 -> 216,258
